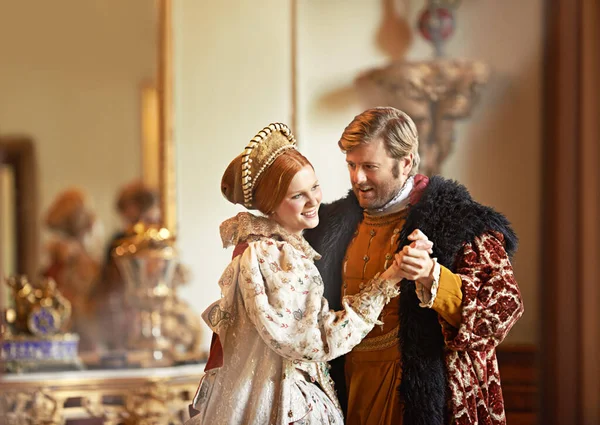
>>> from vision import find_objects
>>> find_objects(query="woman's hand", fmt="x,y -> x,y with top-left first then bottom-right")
380,259 -> 405,283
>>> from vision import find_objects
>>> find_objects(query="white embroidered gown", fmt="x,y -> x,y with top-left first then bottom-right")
186,213 -> 399,425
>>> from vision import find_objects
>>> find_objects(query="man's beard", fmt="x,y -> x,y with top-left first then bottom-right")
354,162 -> 405,210
354,177 -> 405,210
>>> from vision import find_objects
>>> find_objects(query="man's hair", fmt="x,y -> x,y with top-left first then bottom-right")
116,181 -> 159,214
338,107 -> 420,176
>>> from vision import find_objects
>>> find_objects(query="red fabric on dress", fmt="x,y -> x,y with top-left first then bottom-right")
204,242 -> 249,373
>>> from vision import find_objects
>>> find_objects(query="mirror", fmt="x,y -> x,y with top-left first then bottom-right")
0,0 -> 176,364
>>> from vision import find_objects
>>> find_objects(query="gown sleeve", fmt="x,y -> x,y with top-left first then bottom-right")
239,239 -> 400,361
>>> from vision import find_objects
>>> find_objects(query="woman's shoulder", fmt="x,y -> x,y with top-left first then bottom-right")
241,238 -> 317,275
245,237 -> 297,257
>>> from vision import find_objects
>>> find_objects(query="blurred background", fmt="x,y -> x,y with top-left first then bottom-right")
0,1 -> 597,424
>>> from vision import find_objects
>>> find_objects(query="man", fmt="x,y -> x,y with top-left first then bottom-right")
304,107 -> 523,425
115,180 -> 161,229
96,181 -> 162,350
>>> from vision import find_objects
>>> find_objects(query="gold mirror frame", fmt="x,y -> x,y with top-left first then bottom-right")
157,0 -> 177,234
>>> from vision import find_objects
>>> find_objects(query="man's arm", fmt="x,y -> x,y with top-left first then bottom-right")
441,231 -> 524,351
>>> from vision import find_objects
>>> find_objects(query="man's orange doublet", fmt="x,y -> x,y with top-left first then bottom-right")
343,210 -> 463,425
343,210 -> 406,425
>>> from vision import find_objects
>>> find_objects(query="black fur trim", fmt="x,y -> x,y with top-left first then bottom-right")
402,176 -> 518,270
305,190 -> 362,311
398,279 -> 447,424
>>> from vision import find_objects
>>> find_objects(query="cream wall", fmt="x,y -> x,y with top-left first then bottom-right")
173,0 -> 292,349
0,0 -> 156,250
176,0 -> 541,349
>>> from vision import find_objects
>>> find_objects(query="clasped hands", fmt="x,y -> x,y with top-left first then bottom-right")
386,230 -> 436,290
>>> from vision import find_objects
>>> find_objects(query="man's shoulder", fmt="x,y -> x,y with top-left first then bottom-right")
422,175 -> 472,200
414,175 -> 518,257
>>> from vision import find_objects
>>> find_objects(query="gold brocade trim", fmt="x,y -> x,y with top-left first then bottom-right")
353,324 -> 400,352
363,209 -> 408,226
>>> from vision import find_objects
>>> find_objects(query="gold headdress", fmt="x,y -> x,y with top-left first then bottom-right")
221,123 -> 296,208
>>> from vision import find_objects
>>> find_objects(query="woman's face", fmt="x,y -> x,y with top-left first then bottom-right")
271,165 -> 322,236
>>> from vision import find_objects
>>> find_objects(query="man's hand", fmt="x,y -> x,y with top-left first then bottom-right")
394,229 -> 436,288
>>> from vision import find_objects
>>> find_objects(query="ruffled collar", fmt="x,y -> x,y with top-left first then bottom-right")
219,212 -> 321,260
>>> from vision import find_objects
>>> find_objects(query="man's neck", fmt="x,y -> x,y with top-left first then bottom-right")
366,175 -> 414,217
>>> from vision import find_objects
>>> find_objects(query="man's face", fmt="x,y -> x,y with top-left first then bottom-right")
121,204 -> 141,226
345,138 -> 413,209
141,205 -> 162,225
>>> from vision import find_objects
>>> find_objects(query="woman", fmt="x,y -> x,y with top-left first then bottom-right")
42,188 -> 101,351
187,123 -> 410,425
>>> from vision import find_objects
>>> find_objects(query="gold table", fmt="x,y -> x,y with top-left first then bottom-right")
0,363 -> 205,425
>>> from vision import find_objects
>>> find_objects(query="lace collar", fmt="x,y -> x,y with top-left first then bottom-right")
219,212 -> 321,260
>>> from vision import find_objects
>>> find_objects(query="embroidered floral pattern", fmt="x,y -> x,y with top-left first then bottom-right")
443,232 -> 524,425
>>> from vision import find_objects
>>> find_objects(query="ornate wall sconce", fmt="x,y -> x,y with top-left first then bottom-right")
356,0 -> 490,175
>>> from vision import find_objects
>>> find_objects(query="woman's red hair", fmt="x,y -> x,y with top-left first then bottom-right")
253,149 -> 312,215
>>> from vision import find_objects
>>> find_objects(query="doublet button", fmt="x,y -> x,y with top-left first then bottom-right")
363,255 -> 369,261
385,253 -> 392,260
370,229 -> 376,236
